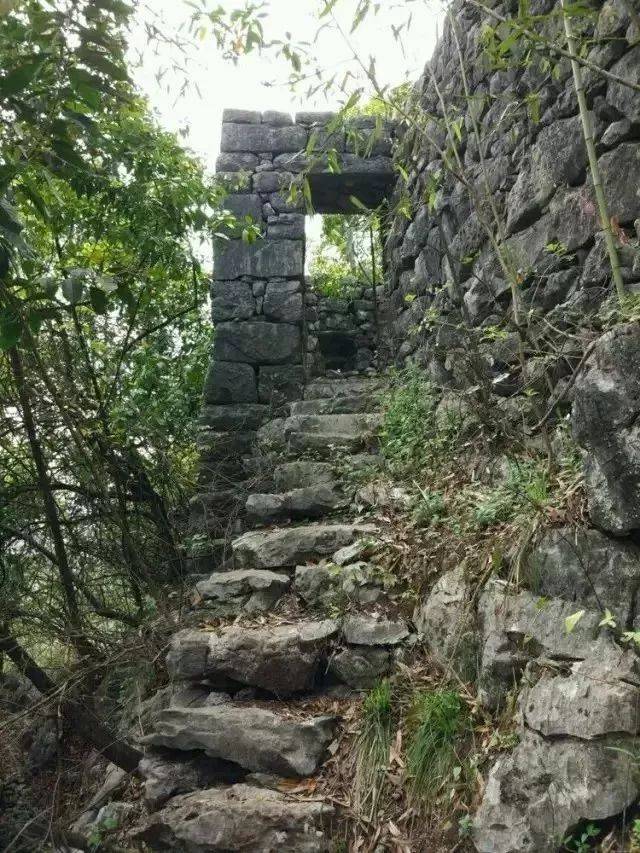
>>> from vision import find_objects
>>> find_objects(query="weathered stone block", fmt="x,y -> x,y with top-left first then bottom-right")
261,110 -> 293,126
222,193 -> 263,222
215,152 -> 259,172
213,322 -> 302,365
259,365 -> 305,404
252,171 -> 293,193
267,213 -> 305,240
263,280 -> 303,323
598,142 -> 640,224
607,46 -> 640,123
210,281 -> 255,322
222,109 -> 261,124
215,239 -> 304,279
198,404 -> 269,432
203,361 -> 257,404
221,123 -> 308,154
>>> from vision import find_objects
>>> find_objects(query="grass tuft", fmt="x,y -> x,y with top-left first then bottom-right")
406,689 -> 466,804
354,679 -> 393,820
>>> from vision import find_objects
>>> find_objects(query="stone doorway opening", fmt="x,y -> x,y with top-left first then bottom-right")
305,212 -> 381,376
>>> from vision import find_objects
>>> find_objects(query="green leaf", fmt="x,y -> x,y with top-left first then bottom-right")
51,138 -> 86,171
18,182 -> 49,222
89,285 -> 108,313
0,308 -> 21,350
0,199 -> 23,234
78,46 -> 128,81
62,276 -> 84,304
0,58 -> 47,97
565,609 -> 585,635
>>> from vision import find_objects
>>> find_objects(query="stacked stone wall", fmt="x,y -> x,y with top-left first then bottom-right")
382,0 -> 640,385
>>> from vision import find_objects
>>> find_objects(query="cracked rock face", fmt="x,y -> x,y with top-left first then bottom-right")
474,655 -> 640,853
573,323 -> 640,535
144,705 -> 337,777
526,526 -> 640,629
134,784 -> 333,852
166,621 -> 340,694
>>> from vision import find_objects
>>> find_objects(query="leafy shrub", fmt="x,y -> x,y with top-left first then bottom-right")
473,460 -> 550,528
379,365 -> 440,468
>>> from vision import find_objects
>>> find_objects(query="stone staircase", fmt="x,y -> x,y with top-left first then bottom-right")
133,374 -> 412,851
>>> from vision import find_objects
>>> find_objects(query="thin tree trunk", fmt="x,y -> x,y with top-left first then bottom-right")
561,0 -> 625,301
0,633 -> 141,773
8,347 -> 93,660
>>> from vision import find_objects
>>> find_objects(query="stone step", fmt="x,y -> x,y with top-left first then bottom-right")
194,569 -> 290,614
134,784 -> 333,852
144,704 -> 337,777
166,620 -> 340,695
284,412 -> 383,456
273,460 -> 335,492
290,393 -> 380,416
232,522 -> 379,569
246,483 -> 348,524
304,375 -> 384,400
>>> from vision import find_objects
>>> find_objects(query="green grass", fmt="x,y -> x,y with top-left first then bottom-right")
354,680 -> 393,820
406,689 -> 466,803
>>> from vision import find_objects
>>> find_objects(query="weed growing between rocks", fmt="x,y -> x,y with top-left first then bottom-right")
405,689 -> 467,805
353,679 -> 393,821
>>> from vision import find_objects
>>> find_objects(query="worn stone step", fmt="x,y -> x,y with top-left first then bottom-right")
290,393 -> 380,416
232,522 -> 378,569
167,620 -> 340,694
246,483 -> 348,524
304,375 -> 384,400
194,569 -> 290,614
144,704 -> 337,776
285,412 -> 382,455
134,784 -> 333,852
273,460 -> 335,492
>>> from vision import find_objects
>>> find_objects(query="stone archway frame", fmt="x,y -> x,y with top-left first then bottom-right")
199,108 -> 396,495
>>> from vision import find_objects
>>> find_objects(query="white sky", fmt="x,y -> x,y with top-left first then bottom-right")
130,0 -> 444,171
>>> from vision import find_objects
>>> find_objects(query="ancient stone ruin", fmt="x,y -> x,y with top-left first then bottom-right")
85,1 -> 640,850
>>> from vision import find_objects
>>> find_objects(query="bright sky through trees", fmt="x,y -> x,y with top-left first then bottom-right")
130,0 -> 443,168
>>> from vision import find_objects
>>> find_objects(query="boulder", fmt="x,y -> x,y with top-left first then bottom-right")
195,569 -> 290,614
294,564 -> 335,606
526,526 -> 640,627
166,621 -> 340,694
232,523 -> 378,569
213,322 -> 302,366
343,614 -> 409,646
414,567 -> 479,681
598,143 -> 640,225
145,705 -> 337,776
134,784 -> 333,852
477,580 -> 614,709
573,323 -> 640,534
473,728 -> 640,853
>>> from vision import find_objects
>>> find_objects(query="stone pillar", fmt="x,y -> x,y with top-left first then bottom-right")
199,110 -> 309,499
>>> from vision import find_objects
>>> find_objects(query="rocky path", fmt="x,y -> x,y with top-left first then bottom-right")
132,374 -> 412,851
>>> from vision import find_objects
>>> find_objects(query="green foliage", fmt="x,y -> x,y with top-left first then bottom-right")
354,680 -> 393,819
411,488 -> 446,527
406,689 -> 466,802
473,460 -> 550,528
562,823 -> 600,852
308,213 -> 382,298
380,365 -> 464,472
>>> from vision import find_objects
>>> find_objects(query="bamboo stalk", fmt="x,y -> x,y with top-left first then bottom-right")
561,0 -> 626,302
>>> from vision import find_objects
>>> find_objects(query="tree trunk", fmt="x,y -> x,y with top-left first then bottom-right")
0,633 -> 142,773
